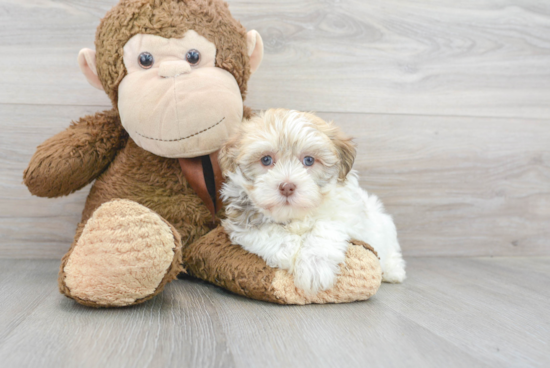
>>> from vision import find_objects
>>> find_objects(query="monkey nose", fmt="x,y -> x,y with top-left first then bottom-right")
158,61 -> 191,78
279,182 -> 296,197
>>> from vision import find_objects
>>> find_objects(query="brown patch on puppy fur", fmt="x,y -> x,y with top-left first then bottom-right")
218,106 -> 257,176
243,105 -> 254,120
218,129 -> 241,176
300,112 -> 357,181
219,109 -> 356,181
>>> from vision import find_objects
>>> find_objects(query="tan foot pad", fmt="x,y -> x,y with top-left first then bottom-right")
271,241 -> 382,305
59,199 -> 183,307
183,227 -> 382,305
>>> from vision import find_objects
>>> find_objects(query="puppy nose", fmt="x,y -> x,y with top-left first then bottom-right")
279,182 -> 296,197
158,60 -> 191,78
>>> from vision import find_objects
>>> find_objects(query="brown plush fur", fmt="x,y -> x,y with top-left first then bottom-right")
23,110 -> 127,198
182,226 -> 282,303
24,0 -> 254,307
24,0 -> 380,307
183,227 -> 381,304
24,0 -> 251,244
95,0 -> 251,107
82,134 -> 218,237
302,111 -> 357,181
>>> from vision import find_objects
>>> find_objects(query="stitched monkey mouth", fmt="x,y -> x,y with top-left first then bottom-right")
136,117 -> 225,142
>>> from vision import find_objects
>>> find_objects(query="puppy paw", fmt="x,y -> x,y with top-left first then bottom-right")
383,270 -> 406,283
293,253 -> 340,294
291,233 -> 348,294
269,243 -> 382,304
265,234 -> 302,271
382,253 -> 407,283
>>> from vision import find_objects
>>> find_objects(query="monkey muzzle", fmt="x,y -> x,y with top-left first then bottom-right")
118,66 -> 244,159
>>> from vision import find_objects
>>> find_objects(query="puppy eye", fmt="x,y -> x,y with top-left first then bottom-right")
186,49 -> 201,65
261,156 -> 273,166
138,52 -> 154,69
303,156 -> 315,166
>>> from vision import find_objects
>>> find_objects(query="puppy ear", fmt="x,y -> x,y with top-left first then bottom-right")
304,113 -> 357,181
333,129 -> 356,181
218,132 -> 240,176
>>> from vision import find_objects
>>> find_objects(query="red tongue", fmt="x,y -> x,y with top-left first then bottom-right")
178,151 -> 223,220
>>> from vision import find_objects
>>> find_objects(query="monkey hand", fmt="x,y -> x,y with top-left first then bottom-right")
24,109 -> 125,198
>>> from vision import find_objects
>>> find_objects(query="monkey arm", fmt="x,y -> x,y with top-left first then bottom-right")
181,227 -> 382,305
24,109 -> 126,198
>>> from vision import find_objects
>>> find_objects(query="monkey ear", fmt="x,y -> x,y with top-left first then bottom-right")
77,48 -> 104,91
246,30 -> 264,74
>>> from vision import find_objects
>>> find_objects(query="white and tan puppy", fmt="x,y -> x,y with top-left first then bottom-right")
219,109 -> 406,294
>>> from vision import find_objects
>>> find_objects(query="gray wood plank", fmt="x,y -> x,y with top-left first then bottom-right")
204,284 -> 490,368
1,0 -> 549,118
2,105 -> 549,258
0,260 -> 236,368
0,260 -> 58,344
0,258 -> 548,367
482,256 -> 550,277
0,104 -> 98,258
375,257 -> 550,367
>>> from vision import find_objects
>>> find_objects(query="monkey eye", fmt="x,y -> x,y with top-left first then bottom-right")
186,49 -> 201,65
138,52 -> 154,69
303,156 -> 315,166
261,156 -> 273,166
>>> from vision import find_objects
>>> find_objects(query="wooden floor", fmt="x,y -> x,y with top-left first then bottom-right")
0,257 -> 548,368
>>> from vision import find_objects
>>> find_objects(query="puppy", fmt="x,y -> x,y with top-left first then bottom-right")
219,109 -> 406,294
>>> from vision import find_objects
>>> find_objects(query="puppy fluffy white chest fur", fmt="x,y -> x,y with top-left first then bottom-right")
219,109 -> 406,294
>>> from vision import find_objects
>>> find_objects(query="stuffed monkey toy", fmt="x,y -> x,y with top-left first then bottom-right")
23,0 -> 382,307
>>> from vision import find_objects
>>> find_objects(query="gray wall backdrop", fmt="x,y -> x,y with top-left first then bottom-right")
1,0 -> 549,258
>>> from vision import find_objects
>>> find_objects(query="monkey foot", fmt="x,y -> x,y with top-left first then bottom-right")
270,240 -> 382,304
59,199 -> 183,307
183,227 -> 382,305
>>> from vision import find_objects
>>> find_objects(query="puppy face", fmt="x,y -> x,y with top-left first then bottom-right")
220,109 -> 356,223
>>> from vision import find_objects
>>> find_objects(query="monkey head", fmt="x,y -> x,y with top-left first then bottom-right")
77,0 -> 263,158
